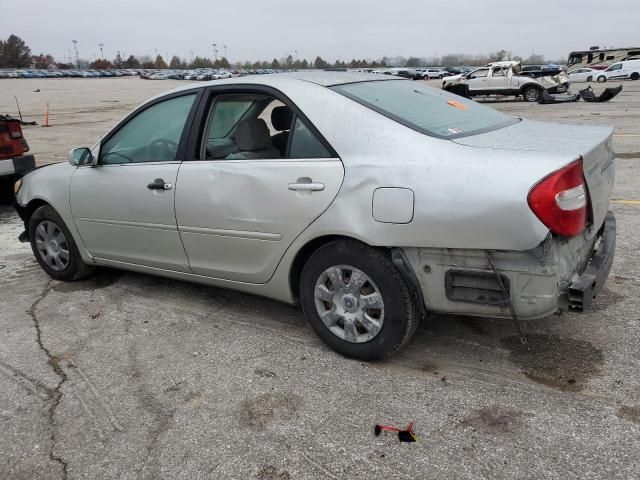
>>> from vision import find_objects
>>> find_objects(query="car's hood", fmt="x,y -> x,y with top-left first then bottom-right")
453,119 -> 615,231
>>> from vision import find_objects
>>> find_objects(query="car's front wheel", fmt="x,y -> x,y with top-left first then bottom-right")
630,72 -> 640,81
29,205 -> 93,281
300,240 -> 419,360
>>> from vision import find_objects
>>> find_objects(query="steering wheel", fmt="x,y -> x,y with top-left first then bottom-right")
146,138 -> 178,161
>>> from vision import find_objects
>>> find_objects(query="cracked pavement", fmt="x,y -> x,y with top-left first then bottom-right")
1,78 -> 640,479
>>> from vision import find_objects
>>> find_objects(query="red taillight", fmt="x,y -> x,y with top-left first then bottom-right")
7,121 -> 23,139
527,158 -> 588,237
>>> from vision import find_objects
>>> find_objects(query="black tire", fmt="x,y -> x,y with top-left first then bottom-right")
300,240 -> 419,360
29,205 -> 93,281
631,72 -> 640,81
597,75 -> 607,83
522,85 -> 542,102
586,75 -> 593,82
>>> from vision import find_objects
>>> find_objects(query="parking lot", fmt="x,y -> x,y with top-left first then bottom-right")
1,76 -> 639,479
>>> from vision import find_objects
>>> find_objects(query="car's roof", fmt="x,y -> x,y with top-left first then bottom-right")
162,71 -> 403,98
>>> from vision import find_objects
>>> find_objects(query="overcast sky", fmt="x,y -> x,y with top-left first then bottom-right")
2,0 -> 638,63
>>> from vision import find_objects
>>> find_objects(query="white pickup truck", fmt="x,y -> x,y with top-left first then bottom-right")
442,61 -> 570,102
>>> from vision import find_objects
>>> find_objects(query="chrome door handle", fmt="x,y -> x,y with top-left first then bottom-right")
288,182 -> 325,191
147,178 -> 173,190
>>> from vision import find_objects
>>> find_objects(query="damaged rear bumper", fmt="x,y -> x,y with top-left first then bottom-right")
567,212 -> 616,311
400,211 -> 616,320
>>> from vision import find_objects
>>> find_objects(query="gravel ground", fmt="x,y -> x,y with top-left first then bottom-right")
1,76 -> 639,480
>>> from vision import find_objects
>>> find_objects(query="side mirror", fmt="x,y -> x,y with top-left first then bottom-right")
68,147 -> 95,166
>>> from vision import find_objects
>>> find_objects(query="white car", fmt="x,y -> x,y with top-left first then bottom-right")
422,68 -> 446,79
14,72 -> 616,359
594,59 -> 640,82
568,68 -> 601,82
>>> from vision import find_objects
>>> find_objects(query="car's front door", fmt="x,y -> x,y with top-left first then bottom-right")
175,89 -> 344,283
466,68 -> 490,94
70,91 -> 199,271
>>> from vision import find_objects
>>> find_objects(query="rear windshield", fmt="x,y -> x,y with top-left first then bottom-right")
331,80 -> 518,139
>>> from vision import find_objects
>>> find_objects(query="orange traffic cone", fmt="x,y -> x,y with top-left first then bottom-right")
43,101 -> 50,127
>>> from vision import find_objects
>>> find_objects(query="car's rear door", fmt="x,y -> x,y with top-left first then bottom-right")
174,86 -> 344,283
70,91 -> 200,271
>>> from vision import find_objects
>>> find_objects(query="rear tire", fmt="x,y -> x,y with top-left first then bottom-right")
300,240 -> 419,360
522,85 -> 542,102
586,75 -> 593,82
597,75 -> 607,83
29,205 -> 93,281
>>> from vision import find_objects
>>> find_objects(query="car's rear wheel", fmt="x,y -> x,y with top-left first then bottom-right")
586,75 -> 593,82
522,85 -> 542,102
29,205 -> 93,281
597,75 -> 607,83
631,72 -> 640,80
300,240 -> 418,360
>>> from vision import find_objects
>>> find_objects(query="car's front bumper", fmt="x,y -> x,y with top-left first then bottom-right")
567,211 -> 616,311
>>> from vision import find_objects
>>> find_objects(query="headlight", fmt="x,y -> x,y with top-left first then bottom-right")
14,178 -> 22,194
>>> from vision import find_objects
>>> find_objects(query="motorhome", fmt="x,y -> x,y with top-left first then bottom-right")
567,46 -> 640,72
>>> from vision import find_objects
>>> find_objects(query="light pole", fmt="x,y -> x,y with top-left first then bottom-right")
72,40 -> 79,67
223,44 -> 227,59
98,43 -> 104,59
212,43 -> 218,61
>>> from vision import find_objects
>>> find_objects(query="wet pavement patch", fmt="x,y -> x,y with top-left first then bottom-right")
257,465 -> 291,480
618,405 -> 640,424
240,392 -> 302,430
460,405 -> 528,434
52,268 -> 122,292
501,334 -> 604,392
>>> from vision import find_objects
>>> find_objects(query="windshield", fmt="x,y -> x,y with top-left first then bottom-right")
331,80 -> 518,139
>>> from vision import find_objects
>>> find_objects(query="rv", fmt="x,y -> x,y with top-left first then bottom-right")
567,46 -> 640,72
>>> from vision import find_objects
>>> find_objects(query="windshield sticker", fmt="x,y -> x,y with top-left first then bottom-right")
447,100 -> 468,110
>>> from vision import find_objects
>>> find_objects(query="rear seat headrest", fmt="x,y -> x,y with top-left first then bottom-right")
271,106 -> 293,131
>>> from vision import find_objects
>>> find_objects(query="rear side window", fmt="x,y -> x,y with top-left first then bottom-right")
208,99 -> 254,139
331,80 -> 517,139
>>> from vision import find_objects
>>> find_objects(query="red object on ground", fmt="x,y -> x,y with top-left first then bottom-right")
374,422 -> 417,442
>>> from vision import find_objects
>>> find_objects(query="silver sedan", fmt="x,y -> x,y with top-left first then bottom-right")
14,72 -> 616,359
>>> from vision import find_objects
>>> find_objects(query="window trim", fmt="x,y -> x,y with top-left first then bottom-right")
98,89 -> 202,166
183,84 -> 338,162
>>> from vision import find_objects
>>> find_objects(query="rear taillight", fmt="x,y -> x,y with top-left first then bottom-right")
7,121 -> 23,139
527,158 -> 588,237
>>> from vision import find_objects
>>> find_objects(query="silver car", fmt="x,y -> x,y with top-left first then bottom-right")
14,72 -> 616,359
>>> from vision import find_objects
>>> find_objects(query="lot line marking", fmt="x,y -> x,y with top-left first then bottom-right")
611,199 -> 640,205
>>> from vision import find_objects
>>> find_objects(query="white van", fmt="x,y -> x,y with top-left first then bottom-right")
595,59 -> 640,82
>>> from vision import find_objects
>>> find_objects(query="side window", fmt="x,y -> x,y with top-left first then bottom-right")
491,67 -> 505,77
101,94 -> 195,164
608,63 -> 622,71
470,69 -> 489,78
208,99 -> 253,139
289,117 -> 331,159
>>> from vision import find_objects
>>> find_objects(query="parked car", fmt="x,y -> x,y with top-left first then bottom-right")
421,68 -> 447,79
14,72 -> 616,359
443,61 -> 570,102
568,68 -> 601,82
594,59 -> 640,82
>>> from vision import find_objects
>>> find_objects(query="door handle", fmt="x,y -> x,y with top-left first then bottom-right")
288,182 -> 325,192
147,178 -> 172,190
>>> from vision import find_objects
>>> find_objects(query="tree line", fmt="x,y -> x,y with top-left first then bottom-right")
0,34 -> 563,71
